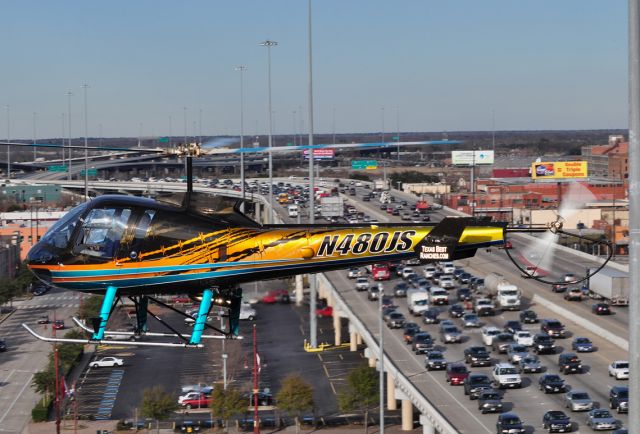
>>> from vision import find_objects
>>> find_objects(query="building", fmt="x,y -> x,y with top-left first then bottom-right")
581,135 -> 628,180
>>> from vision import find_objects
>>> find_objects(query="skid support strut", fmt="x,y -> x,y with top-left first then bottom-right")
190,288 -> 213,345
92,285 -> 118,340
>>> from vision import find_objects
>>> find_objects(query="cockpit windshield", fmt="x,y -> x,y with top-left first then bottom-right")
40,203 -> 89,249
77,207 -> 132,258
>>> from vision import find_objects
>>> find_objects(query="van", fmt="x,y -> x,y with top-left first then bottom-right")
287,204 -> 299,218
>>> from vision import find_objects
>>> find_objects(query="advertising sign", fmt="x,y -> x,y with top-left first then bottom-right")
303,149 -> 335,160
451,150 -> 494,165
531,161 -> 588,179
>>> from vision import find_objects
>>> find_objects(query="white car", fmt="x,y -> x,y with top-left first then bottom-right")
608,360 -> 629,380
439,275 -> 455,289
423,266 -> 436,278
401,267 -> 415,280
492,363 -> 522,389
481,326 -> 502,346
179,391 -> 205,404
89,356 -> 124,368
514,330 -> 534,346
440,262 -> 455,274
240,306 -> 256,321
355,277 -> 370,291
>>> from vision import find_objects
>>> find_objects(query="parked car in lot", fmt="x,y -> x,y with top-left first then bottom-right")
541,410 -> 572,433
538,374 -> 566,394
571,336 -> 595,352
585,409 -> 622,431
609,386 -> 629,414
608,360 -> 629,380
37,315 -> 50,324
89,356 -> 124,368
564,390 -> 594,411
477,390 -> 503,414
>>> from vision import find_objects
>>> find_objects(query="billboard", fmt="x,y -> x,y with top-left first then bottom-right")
531,161 -> 588,179
451,150 -> 494,165
303,149 -> 335,160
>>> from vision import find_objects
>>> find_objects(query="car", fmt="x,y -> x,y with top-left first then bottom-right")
393,282 -> 409,297
179,420 -> 201,432
440,325 -> 462,343
552,284 -> 568,293
541,319 -> 566,338
402,322 -> 421,343
462,313 -> 480,328
503,320 -> 522,334
32,284 -> 51,296
180,384 -> 214,395
519,309 -> 538,323
315,306 -> 333,318
541,410 -> 572,433
458,272 -> 472,284
386,312 -> 406,328
538,374 -> 566,394
470,277 -> 485,292
558,352 -> 582,374
171,295 -> 192,304
506,344 -> 529,364
456,287 -> 473,302
524,265 -> 539,277
492,362 -> 522,389
564,390 -> 594,412
532,333 -> 556,354
448,303 -> 465,318
425,350 -> 447,370
501,240 -> 513,249
563,273 -> 577,283
519,354 -> 543,373
367,285 -> 380,301
585,409 -> 622,431
381,295 -> 396,309
492,333 -> 516,354
477,390 -> 503,414
355,277 -> 370,291
445,363 -> 469,385
423,266 -> 437,279
496,412 -> 525,434
473,298 -> 495,316
262,290 -> 290,304
481,326 -> 502,346
89,356 -> 124,368
401,267 -> 415,280
37,315 -> 50,324
564,287 -> 583,301
347,268 -> 362,279
179,390 -> 213,404
422,309 -> 440,324
463,346 -> 492,367
571,336 -> 594,352
514,330 -> 533,346
464,373 -> 493,399
412,332 -> 434,354
592,303 -> 612,315
439,275 -> 455,289
609,386 -> 628,414
0,339 -> 6,352
181,394 -> 213,409
52,320 -> 65,330
608,360 -> 629,380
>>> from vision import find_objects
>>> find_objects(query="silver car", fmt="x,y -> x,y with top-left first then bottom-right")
585,409 -> 622,431
440,325 -> 462,343
506,344 -> 529,364
564,390 -> 594,412
462,313 -> 481,328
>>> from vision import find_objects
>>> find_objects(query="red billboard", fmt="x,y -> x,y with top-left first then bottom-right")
303,149 -> 335,160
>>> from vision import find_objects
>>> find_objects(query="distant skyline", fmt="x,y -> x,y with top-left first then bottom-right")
0,1 -> 628,140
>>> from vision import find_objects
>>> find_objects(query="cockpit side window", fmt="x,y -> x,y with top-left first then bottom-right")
41,203 -> 88,249
78,208 -> 132,258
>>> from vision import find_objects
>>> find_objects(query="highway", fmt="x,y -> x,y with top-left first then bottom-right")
272,184 -> 629,433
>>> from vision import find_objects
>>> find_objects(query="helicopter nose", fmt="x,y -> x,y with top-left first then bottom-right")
27,242 -> 55,265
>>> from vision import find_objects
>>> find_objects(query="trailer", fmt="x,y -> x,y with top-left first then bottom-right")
588,267 -> 629,305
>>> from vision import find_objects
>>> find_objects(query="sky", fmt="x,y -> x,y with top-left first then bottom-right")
0,0 -> 628,140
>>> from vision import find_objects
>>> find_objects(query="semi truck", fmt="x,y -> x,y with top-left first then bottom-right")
587,267 -> 629,305
483,273 -> 522,310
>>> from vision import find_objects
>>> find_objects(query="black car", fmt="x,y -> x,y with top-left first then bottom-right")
32,284 -> 51,296
180,420 -> 201,432
412,332 -> 434,354
402,323 -> 421,343
503,320 -> 522,334
477,390 -> 503,414
492,333 -> 516,353
381,296 -> 396,309
464,373 -> 493,399
448,303 -> 465,318
592,303 -> 612,315
558,352 -> 582,374
520,310 -> 538,324
463,346 -> 492,367
541,319 -> 566,338
456,287 -> 473,302
393,282 -> 409,297
425,350 -> 447,371
542,410 -> 572,433
552,284 -> 568,293
0,338 -> 6,351
609,386 -> 628,414
496,413 -> 525,434
386,312 -> 406,329
422,309 -> 440,324
533,333 -> 556,354
538,374 -> 566,394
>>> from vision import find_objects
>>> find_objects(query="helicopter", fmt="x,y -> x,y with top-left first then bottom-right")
11,140 -> 611,348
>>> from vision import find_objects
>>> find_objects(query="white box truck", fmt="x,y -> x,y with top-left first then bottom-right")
407,289 -> 430,316
320,196 -> 343,217
484,273 -> 521,310
587,267 -> 629,305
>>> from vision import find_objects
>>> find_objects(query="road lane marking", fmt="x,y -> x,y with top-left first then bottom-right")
0,373 -> 34,425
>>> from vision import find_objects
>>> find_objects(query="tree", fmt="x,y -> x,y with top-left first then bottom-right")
77,295 -> 103,320
338,364 -> 379,433
139,386 -> 177,433
276,374 -> 314,431
32,366 -> 55,396
210,386 -> 246,431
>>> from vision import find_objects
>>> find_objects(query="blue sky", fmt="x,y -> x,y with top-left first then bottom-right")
0,0 -> 628,139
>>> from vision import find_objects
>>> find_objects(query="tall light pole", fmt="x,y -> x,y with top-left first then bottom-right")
236,65 -> 248,204
260,39 -> 278,224
82,84 -> 89,201
61,113 -> 65,167
396,106 -> 400,162
381,107 -> 385,143
33,112 -> 37,161
65,91 -> 73,181
379,284 -> 385,434
5,105 -> 9,179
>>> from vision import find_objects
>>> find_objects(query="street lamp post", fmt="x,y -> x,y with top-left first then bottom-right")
82,84 -> 89,201
33,112 -> 37,161
260,39 -> 278,224
378,285 -> 385,434
5,105 -> 9,179
236,65 -> 248,205
66,91 -> 73,181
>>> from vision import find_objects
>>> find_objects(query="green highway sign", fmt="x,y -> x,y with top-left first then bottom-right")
351,160 -> 378,170
80,169 -> 98,177
392,136 -> 400,140
47,165 -> 67,172
159,137 -> 169,143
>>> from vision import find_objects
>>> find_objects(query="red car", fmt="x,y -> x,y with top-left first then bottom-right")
316,306 -> 333,318
52,320 -> 65,330
181,394 -> 213,409
261,290 -> 290,304
171,295 -> 192,304
445,363 -> 469,385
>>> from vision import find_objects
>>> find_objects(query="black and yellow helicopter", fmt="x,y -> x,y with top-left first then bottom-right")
6,139 -> 611,348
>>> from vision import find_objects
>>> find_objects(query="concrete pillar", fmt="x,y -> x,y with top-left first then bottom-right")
387,372 -> 397,410
368,356 -> 376,368
419,416 -> 435,434
356,334 -> 363,345
295,275 -> 303,307
333,311 -> 341,345
401,399 -> 413,431
349,331 -> 358,351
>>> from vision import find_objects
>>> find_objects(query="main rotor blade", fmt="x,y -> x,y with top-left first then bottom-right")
0,141 -> 166,154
